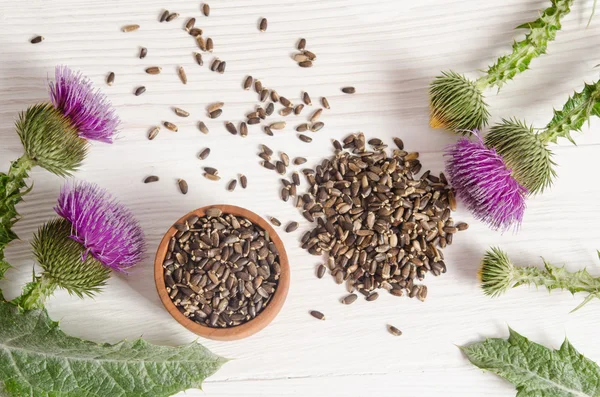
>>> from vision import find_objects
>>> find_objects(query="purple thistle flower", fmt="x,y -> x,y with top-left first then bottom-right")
49,65 -> 120,143
445,134 -> 527,231
54,181 -> 145,272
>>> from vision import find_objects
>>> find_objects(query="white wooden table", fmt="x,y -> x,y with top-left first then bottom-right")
2,0 -> 600,395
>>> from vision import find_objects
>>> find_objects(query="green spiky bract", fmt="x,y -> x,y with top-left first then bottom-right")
542,80 -> 600,144
480,247 -> 516,298
15,218 -> 110,310
485,119 -> 556,194
429,71 -> 490,132
480,247 -> 600,312
478,0 -> 573,89
16,103 -> 88,177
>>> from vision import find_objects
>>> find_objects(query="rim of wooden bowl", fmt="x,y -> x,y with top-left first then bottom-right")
154,204 -> 290,341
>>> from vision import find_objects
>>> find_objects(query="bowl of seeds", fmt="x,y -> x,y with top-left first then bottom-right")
154,205 -> 290,340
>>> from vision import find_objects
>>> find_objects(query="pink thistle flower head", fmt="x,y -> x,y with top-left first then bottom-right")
49,65 -> 120,143
445,133 -> 527,231
54,181 -> 145,272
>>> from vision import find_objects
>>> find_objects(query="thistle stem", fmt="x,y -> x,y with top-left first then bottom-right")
482,0 -> 573,90
512,266 -> 600,294
13,274 -> 57,311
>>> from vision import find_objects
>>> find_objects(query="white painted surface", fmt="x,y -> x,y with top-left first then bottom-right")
1,0 -> 600,396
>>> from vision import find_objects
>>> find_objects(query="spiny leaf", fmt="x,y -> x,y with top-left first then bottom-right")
0,300 -> 227,397
482,0 -> 573,89
462,328 -> 600,397
543,80 -> 600,144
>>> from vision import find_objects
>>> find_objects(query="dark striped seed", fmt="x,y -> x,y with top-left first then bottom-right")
243,76 -> 253,90
148,126 -> 160,140
198,148 -> 211,160
164,121 -> 178,132
134,86 -> 146,96
227,180 -> 237,191
198,121 -> 209,134
303,92 -> 312,105
144,176 -> 159,183
342,294 -> 357,305
122,25 -> 140,32
202,3 -> 210,16
311,122 -> 324,132
317,264 -> 326,278
259,18 -> 268,32
240,122 -> 248,137
388,325 -> 402,336
298,61 -> 313,68
146,67 -> 162,74
297,38 -> 306,50
310,310 -> 325,320
194,52 -> 203,65
270,217 -> 281,226
293,157 -> 307,165
106,72 -> 115,86
178,179 -> 188,194
321,97 -> 330,109
298,134 -> 312,143
178,66 -> 187,84
139,47 -> 147,58
341,86 -> 356,94
159,10 -> 169,22
166,13 -> 179,22
209,109 -> 223,119
206,37 -> 214,52
285,222 -> 299,232
225,122 -> 237,135
240,174 -> 247,188
174,108 -> 189,117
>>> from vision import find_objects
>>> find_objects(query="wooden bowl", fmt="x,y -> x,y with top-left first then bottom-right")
154,204 -> 290,341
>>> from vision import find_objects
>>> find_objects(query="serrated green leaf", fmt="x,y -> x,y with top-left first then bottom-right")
543,80 -> 600,144
0,300 -> 227,396
462,328 -> 600,396
482,0 -> 573,89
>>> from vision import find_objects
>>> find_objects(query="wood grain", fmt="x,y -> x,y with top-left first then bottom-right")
154,205 -> 290,341
1,0 -> 600,396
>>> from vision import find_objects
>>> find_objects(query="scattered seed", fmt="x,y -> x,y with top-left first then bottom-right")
225,122 -> 237,135
270,217 -> 281,226
217,61 -> 226,74
204,173 -> 221,181
388,325 -> 402,336
194,52 -> 203,65
456,222 -> 469,231
303,50 -> 316,60
280,107 -> 293,116
144,176 -> 159,183
292,172 -> 300,185
206,37 -> 214,52
393,137 -> 404,150
280,152 -> 290,166
148,126 -> 160,140
260,88 -> 269,102
198,121 -> 209,134
227,180 -> 237,191
298,134 -> 312,143
285,222 -> 299,232
265,102 -> 275,116
310,109 -> 322,123
159,10 -> 169,22
296,124 -> 309,132
293,157 -> 307,165
262,145 -> 273,156
134,86 -> 146,96
276,161 -> 286,175
281,187 -> 289,201
210,58 -> 220,71
317,264 -> 326,279
178,66 -> 187,84
202,3 -> 210,16
448,190 -> 457,211
240,174 -> 248,188
244,76 -> 253,90
178,179 -> 188,194
310,310 -> 325,320
166,13 -> 179,22
270,90 -> 280,102
248,117 -> 261,125
293,54 -> 309,62
342,86 -> 356,94
122,25 -> 140,32
163,121 -> 178,132
196,36 -> 207,51
189,28 -> 203,37
303,92 -> 312,106
279,96 -> 292,107
298,61 -> 313,68
342,294 -> 358,305
321,97 -> 330,109
264,126 -> 273,136
366,292 -> 379,302
106,72 -> 115,86
185,18 -> 196,32
270,121 -> 286,130
146,67 -> 162,75
209,109 -> 223,119
311,122 -> 324,132
294,104 -> 304,115
259,18 -> 268,32
208,102 -> 224,113
297,38 -> 306,50
198,148 -> 211,160
239,122 -> 248,137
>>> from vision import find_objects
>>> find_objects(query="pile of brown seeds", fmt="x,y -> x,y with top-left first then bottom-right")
163,208 -> 281,328
299,132 -> 466,302
293,38 -> 316,68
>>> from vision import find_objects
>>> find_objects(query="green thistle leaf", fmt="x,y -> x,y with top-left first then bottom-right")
481,0 -> 573,89
461,328 -> 600,397
16,218 -> 111,309
542,80 -> 600,144
429,71 -> 490,132
16,104 -> 88,177
0,300 -> 227,396
485,119 -> 556,194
